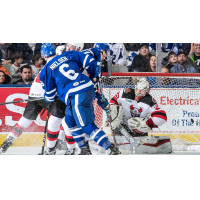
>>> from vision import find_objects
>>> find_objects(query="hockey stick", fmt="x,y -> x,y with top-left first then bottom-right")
38,104 -> 50,155
0,98 -> 44,106
98,82 -> 118,147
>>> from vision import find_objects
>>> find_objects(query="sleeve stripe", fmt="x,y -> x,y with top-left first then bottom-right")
151,115 -> 167,121
110,98 -> 119,105
46,88 -> 57,94
83,54 -> 89,68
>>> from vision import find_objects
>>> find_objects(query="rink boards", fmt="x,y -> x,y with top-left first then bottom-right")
0,85 -> 200,147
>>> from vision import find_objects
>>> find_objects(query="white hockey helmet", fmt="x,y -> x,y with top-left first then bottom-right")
56,45 -> 66,55
67,43 -> 84,51
135,80 -> 150,97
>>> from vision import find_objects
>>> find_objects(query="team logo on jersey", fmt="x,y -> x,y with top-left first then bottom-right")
73,82 -> 79,86
130,105 -> 143,117
152,98 -> 157,103
124,88 -> 131,93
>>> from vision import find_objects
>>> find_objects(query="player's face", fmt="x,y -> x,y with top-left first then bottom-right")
21,68 -> 32,81
100,50 -> 107,61
66,44 -> 76,51
0,72 -> 5,84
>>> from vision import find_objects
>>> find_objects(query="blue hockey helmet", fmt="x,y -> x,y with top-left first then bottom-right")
94,43 -> 110,52
41,43 -> 56,58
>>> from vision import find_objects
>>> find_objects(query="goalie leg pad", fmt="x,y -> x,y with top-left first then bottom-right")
135,136 -> 172,154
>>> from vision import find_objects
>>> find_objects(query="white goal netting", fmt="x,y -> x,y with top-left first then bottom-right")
90,73 -> 200,153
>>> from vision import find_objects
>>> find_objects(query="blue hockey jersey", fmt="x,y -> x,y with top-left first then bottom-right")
39,51 -> 96,105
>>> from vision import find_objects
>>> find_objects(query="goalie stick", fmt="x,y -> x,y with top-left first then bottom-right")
0,97 -> 44,105
38,104 -> 50,155
97,82 -> 118,147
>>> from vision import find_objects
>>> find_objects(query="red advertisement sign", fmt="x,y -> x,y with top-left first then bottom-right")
0,86 -> 47,133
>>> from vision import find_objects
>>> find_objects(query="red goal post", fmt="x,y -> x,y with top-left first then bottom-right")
92,72 -> 200,152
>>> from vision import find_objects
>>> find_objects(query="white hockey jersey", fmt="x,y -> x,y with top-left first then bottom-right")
29,72 -> 44,98
110,88 -> 167,134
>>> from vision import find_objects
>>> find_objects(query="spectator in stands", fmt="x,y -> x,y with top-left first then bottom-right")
18,43 -> 33,64
83,43 -> 94,50
0,43 -> 12,60
161,67 -> 169,73
129,43 -> 150,72
13,65 -> 33,84
9,52 -> 23,78
162,51 -> 178,70
145,55 -> 156,72
31,54 -> 43,78
124,43 -> 140,71
0,65 -> 11,76
0,70 -> 11,84
170,50 -> 197,73
189,43 -> 200,71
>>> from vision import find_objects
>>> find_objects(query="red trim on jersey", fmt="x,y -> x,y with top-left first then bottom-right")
146,118 -> 158,128
35,73 -> 41,83
143,139 -> 170,147
47,129 -> 59,135
133,129 -> 145,134
152,115 -> 167,121
60,126 -> 64,131
110,99 -> 119,105
14,63 -> 20,68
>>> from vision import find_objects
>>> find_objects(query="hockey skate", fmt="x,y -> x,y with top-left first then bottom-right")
64,148 -> 75,155
44,147 -> 56,155
106,145 -> 121,155
55,139 -> 68,151
77,141 -> 92,155
0,136 -> 15,154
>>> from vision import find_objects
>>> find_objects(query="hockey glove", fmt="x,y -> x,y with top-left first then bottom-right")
96,92 -> 109,111
128,117 -> 151,133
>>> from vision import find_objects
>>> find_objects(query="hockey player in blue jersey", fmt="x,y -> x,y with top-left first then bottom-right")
40,43 -> 120,155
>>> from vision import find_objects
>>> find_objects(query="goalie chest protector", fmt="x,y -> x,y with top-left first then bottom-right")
119,88 -> 157,119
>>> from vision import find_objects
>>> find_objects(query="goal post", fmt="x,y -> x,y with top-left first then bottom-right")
91,72 -> 200,153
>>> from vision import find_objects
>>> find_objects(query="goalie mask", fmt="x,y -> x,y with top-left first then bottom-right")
135,80 -> 150,101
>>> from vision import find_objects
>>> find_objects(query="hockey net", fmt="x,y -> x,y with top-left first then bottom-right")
90,72 -> 200,153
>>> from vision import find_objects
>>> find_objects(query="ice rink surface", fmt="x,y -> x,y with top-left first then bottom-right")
2,147 -> 200,155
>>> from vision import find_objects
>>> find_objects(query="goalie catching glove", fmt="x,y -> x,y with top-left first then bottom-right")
128,117 -> 152,133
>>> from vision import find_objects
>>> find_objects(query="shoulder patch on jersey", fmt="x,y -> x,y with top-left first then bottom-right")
122,88 -> 135,100
124,88 -> 131,93
139,94 -> 156,107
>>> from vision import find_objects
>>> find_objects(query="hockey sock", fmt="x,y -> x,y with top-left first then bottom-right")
58,125 -> 65,141
65,135 -> 76,150
8,116 -> 33,140
82,123 -> 112,150
70,127 -> 86,148
47,115 -> 62,148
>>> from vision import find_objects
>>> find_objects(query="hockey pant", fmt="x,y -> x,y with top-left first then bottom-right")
64,89 -> 112,150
